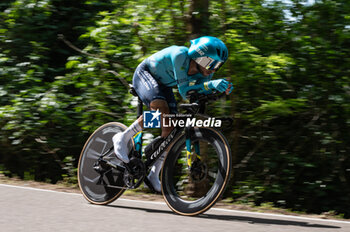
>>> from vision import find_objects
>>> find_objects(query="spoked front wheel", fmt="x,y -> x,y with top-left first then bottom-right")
161,128 -> 232,216
78,122 -> 127,205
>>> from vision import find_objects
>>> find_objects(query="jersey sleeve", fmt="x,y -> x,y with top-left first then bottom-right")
195,74 -> 213,95
170,49 -> 190,99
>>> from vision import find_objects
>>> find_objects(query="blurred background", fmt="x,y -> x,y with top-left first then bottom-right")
0,0 -> 349,218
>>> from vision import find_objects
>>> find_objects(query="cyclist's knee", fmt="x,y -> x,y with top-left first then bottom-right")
150,99 -> 170,114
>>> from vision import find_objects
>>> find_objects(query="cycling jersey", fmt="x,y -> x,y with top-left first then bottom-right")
132,45 -> 215,114
144,45 -> 213,99
133,61 -> 178,114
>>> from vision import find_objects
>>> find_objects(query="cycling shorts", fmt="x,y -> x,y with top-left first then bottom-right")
133,61 -> 178,114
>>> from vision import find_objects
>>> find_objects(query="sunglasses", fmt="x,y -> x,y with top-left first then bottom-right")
194,56 -> 224,71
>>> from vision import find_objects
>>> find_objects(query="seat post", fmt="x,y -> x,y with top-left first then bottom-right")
129,85 -> 143,118
137,97 -> 143,118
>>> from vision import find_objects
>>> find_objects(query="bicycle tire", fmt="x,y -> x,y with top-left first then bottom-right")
78,122 -> 127,205
161,127 -> 232,216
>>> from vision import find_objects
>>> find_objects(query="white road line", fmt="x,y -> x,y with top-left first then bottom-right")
1,183 -> 349,224
0,183 -> 81,196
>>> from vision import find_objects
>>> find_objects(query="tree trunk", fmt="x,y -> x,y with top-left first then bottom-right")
187,0 -> 210,39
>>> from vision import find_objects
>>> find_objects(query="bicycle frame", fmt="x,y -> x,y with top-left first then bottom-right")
132,95 -> 185,170
96,90 -> 232,189
131,91 -> 231,170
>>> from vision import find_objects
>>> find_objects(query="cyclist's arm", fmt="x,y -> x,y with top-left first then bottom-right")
171,51 -> 213,99
195,76 -> 213,95
177,74 -> 213,99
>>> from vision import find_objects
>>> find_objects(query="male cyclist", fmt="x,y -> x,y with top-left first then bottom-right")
112,36 -> 233,192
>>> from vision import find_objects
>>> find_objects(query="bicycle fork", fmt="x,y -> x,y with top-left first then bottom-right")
185,127 -> 201,168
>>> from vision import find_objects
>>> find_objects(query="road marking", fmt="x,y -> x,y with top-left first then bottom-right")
0,183 -> 81,196
1,183 -> 349,224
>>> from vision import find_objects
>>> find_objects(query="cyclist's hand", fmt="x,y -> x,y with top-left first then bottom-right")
208,79 -> 229,93
226,83 -> 234,95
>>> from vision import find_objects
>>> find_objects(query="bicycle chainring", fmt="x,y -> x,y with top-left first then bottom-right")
123,157 -> 146,189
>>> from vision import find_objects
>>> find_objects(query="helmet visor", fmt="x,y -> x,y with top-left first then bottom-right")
194,57 -> 224,71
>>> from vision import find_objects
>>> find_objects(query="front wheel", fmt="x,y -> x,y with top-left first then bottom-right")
78,122 -> 127,205
161,128 -> 232,216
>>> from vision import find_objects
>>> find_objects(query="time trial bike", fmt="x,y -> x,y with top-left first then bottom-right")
77,87 -> 233,216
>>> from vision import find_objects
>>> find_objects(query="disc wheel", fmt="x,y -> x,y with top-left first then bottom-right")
161,128 -> 232,216
78,122 -> 127,205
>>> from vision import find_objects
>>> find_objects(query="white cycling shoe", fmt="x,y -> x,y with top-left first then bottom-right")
145,153 -> 165,193
112,132 -> 132,163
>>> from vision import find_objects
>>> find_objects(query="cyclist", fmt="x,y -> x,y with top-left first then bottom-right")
112,36 -> 233,192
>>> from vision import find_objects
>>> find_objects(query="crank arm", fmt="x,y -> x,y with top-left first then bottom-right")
104,185 -> 128,190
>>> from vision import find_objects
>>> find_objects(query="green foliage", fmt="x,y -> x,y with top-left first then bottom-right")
0,0 -> 127,183
225,0 -> 350,217
0,0 -> 349,218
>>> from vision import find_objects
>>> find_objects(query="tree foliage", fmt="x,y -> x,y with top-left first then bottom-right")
0,0 -> 349,217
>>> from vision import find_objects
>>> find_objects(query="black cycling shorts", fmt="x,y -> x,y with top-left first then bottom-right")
132,61 -> 178,114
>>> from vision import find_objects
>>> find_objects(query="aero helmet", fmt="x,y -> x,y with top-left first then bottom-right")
188,36 -> 228,71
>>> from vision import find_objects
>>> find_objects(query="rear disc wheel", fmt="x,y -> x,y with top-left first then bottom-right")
78,122 -> 127,204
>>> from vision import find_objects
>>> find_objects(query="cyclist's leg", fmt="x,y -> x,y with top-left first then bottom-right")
147,86 -> 178,192
112,117 -> 142,163
133,61 -> 176,138
131,63 -> 177,192
145,99 -> 169,192
157,84 -> 178,137
113,61 -> 171,164
112,62 -> 152,163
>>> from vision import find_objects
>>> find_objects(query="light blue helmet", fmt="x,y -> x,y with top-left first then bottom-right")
188,36 -> 228,71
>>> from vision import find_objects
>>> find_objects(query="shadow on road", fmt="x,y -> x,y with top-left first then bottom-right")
103,203 -> 341,229
199,213 -> 341,229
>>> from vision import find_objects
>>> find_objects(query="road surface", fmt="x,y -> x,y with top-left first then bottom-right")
0,184 -> 349,232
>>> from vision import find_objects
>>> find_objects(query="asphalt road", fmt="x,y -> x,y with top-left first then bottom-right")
0,184 -> 349,232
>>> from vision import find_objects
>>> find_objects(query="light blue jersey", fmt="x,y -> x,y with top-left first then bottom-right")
145,46 -> 213,99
